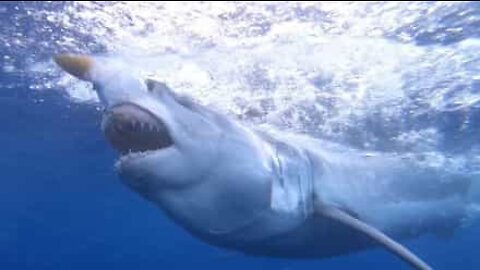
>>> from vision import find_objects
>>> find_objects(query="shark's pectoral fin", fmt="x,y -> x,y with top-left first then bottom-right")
317,206 -> 432,270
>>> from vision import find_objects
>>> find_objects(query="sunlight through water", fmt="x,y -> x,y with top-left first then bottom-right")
3,1 -> 480,177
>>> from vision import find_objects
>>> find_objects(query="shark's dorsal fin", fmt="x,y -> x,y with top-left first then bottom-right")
317,206 -> 432,270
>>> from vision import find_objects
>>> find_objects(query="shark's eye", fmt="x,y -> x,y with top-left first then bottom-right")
145,79 -> 171,95
145,79 -> 156,93
144,78 -> 205,113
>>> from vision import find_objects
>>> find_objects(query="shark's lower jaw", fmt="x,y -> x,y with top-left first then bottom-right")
102,103 -> 173,155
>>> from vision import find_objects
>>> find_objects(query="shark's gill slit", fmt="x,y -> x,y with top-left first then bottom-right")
102,103 -> 173,155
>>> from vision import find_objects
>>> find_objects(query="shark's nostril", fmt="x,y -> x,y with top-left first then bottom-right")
102,103 -> 173,155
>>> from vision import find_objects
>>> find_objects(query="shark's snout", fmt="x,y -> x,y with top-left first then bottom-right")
102,103 -> 173,155
53,54 -> 175,155
54,54 -> 93,81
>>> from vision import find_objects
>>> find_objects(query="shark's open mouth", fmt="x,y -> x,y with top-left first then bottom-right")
102,103 -> 173,155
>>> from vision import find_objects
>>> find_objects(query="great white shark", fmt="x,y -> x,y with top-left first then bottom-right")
54,54 -> 478,270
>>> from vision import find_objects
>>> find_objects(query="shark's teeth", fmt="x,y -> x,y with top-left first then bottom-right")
102,103 -> 174,155
115,119 -> 168,135
125,121 -> 161,134
116,149 -> 158,166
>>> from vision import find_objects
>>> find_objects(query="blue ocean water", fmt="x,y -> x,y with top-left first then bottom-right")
2,2 -> 480,269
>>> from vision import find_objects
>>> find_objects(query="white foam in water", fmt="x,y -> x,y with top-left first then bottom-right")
6,2 -> 480,176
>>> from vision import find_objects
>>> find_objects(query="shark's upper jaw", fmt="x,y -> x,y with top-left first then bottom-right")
102,103 -> 173,155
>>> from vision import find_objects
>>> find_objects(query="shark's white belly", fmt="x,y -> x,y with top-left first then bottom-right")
197,133 -> 472,259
